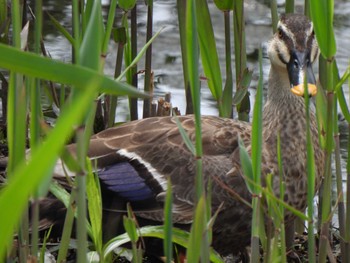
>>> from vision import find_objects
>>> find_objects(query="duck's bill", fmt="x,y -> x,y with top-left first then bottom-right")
287,50 -> 317,97
291,83 -> 317,97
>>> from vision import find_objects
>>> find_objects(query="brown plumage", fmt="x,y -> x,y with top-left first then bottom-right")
48,14 -> 324,257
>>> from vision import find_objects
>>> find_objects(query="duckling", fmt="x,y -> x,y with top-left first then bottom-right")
46,13 -> 324,258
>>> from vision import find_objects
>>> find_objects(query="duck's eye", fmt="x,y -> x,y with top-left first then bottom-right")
294,59 -> 299,69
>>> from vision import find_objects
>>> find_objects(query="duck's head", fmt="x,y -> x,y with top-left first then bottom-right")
268,14 -> 319,97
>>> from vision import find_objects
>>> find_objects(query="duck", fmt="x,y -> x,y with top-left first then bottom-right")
45,13 -> 324,258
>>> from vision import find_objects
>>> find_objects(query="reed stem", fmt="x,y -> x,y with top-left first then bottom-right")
143,0 -> 154,118
9,0 -> 28,260
304,77 -> 316,263
318,59 -> 335,263
30,0 -> 43,259
107,36 -> 124,128
233,0 -> 249,121
333,125 -> 346,263
270,0 -> 278,33
223,10 -> 233,118
130,6 -> 138,120
57,189 -> 77,262
345,123 -> 350,263
304,0 -> 310,17
285,0 -> 294,13
177,0 -> 193,114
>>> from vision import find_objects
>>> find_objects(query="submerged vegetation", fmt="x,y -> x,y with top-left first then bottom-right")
0,0 -> 349,262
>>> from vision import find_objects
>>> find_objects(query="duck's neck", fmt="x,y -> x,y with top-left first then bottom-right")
262,64 -> 323,210
263,64 -> 309,125
266,65 -> 300,104
262,64 -> 316,149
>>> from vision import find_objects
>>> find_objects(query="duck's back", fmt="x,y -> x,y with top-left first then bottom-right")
59,115 -> 252,222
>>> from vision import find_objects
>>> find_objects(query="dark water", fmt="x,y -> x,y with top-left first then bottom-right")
41,0 -> 350,223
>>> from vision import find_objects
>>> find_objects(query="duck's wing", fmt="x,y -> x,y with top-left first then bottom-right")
54,115 -> 252,224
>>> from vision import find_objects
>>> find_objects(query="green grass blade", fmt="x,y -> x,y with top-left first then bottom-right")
0,78 -> 101,258
221,10 -> 233,117
176,0 -> 193,114
30,0 -> 44,258
121,11 -> 138,120
310,0 -> 336,58
46,12 -> 75,45
233,0 -> 250,121
72,0 -> 80,63
74,3 -> 104,261
56,189 -> 77,263
195,0 -> 223,112
346,122 -> 350,262
315,83 -> 327,148
242,170 -> 309,221
7,0 -> 26,175
117,27 -> 163,82
318,60 -> 335,263
213,0 -> 233,10
50,181 -> 93,237
122,13 -> 132,85
250,48 -> 264,262
0,44 -> 148,98
304,76 -> 316,263
336,66 -> 350,122
276,134 -> 287,263
49,181 -> 72,208
251,49 -> 263,188
8,2 -> 28,259
122,217 -> 138,243
251,197 -> 262,262
103,226 -> 224,262
86,160 -> 103,254
232,68 -> 252,106
186,0 -> 203,201
270,0 -> 278,32
123,204 -> 142,263
118,0 -> 137,11
333,95 -> 347,263
102,0 -> 118,55
163,179 -> 173,263
39,227 -> 52,263
238,138 -> 254,193
187,196 -> 207,263
0,0 -> 7,28
79,1 -> 103,71
173,114 -> 196,155
285,0 -> 294,13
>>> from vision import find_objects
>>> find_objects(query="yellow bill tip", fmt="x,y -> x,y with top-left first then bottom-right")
291,84 -> 317,97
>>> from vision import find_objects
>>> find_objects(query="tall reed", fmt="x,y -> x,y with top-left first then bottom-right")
310,1 -> 337,262
30,0 -> 44,259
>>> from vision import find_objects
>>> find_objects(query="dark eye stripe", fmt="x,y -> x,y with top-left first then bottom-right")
278,28 -> 285,39
305,31 -> 319,62
276,45 -> 288,64
278,25 -> 296,50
